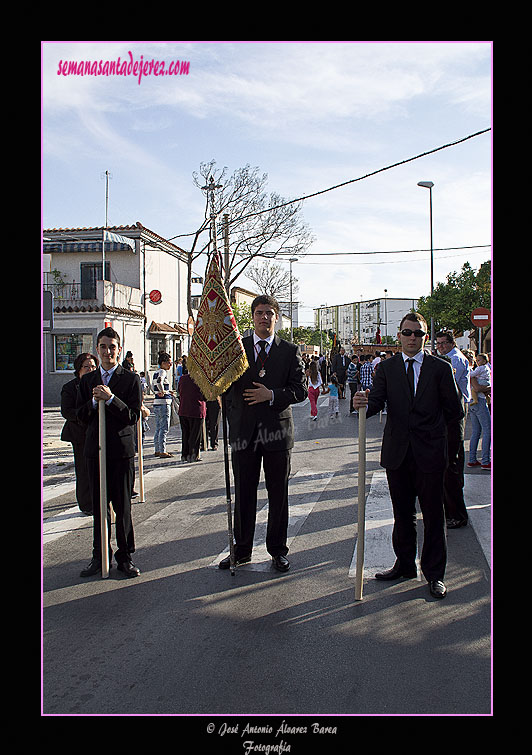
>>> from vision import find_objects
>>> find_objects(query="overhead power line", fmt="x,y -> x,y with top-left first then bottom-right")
168,127 -> 491,242
231,128 -> 491,225
275,244 -> 491,257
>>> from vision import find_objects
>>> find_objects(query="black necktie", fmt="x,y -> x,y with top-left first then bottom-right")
257,341 -> 267,358
406,358 -> 415,398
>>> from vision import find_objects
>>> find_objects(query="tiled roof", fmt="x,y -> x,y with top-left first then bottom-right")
43,222 -> 186,254
148,320 -> 188,335
53,304 -> 146,320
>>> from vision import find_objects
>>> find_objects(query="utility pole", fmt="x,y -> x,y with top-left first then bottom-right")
201,175 -> 223,281
101,170 -> 112,283
223,214 -> 230,295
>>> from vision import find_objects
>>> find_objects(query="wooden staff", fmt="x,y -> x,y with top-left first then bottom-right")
221,393 -> 235,576
98,400 -> 110,579
137,414 -> 145,504
355,405 -> 367,600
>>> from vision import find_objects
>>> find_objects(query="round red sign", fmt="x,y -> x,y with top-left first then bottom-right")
149,290 -> 162,304
470,307 -> 490,327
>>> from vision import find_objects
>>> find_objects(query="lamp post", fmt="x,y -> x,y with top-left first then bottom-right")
289,257 -> 298,342
417,181 -> 434,352
384,289 -> 388,343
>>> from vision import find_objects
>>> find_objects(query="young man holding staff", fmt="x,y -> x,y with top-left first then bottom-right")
77,327 -> 142,578
353,312 -> 463,599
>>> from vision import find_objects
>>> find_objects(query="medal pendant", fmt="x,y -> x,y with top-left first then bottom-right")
258,369 -> 266,378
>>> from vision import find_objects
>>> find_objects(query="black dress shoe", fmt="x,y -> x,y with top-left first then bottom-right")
446,518 -> 468,529
271,555 -> 290,572
429,580 -> 447,599
80,558 -> 102,577
218,555 -> 251,569
375,562 -> 417,580
117,560 -> 141,578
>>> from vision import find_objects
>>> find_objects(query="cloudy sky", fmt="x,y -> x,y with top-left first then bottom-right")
42,41 -> 492,325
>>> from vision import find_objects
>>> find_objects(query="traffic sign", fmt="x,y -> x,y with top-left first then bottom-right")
149,289 -> 162,304
470,307 -> 490,327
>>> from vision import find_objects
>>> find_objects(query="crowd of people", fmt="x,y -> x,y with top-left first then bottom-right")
58,305 -> 491,596
301,340 -> 491,470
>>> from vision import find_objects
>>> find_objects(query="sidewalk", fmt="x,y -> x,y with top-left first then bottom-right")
42,396 -> 184,488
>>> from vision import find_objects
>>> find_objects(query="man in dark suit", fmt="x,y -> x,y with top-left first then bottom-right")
353,312 -> 464,599
218,295 -> 307,572
77,328 -> 142,578
331,347 -> 349,399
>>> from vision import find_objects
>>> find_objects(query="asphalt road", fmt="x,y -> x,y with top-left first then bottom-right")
42,394 -> 492,723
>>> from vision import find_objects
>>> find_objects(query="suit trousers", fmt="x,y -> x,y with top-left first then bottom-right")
179,416 -> 203,460
72,440 -> 92,513
385,444 -> 447,581
443,415 -> 468,522
231,434 -> 291,560
86,456 -> 135,564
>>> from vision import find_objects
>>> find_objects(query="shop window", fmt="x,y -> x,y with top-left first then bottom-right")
54,334 -> 94,371
150,337 -> 167,367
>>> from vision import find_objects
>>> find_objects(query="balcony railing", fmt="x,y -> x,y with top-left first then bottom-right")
44,282 -> 95,305
43,280 -> 143,313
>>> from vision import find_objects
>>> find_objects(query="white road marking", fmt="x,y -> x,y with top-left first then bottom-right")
349,469 -> 492,579
464,474 -> 491,568
349,470 -> 404,579
212,468 -> 334,571
42,463 -> 193,545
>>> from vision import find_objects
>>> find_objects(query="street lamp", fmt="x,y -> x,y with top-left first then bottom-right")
417,181 -> 434,352
289,257 -> 298,342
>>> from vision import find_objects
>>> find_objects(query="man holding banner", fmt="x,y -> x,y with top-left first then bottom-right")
187,254 -> 307,573
353,312 -> 463,599
218,295 -> 307,572
77,327 -> 142,578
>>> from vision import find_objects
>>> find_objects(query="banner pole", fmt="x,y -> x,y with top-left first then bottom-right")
137,415 -> 145,504
355,405 -> 367,600
221,393 -> 236,576
98,400 -> 110,579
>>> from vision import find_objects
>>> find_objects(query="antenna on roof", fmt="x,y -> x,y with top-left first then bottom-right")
101,170 -> 113,228
100,171 -> 112,282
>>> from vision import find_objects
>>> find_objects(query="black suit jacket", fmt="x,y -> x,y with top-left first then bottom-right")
331,352 -> 348,376
76,365 -> 142,459
60,377 -> 87,445
366,352 -> 464,472
225,334 -> 307,452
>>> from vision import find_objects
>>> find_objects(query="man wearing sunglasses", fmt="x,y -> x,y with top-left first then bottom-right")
353,312 -> 463,599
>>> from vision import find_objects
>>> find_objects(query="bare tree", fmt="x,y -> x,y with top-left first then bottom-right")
244,259 -> 299,301
186,161 -> 313,308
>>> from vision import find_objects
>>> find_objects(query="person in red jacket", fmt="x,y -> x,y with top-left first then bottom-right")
178,373 -> 206,462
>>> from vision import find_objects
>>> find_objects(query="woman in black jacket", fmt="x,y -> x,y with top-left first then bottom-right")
60,352 -> 98,514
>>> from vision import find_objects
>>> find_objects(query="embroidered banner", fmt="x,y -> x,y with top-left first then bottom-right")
187,252 -> 248,400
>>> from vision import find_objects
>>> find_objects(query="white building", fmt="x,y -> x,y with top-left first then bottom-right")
43,223 -> 190,404
229,286 -> 292,335
314,297 -> 419,349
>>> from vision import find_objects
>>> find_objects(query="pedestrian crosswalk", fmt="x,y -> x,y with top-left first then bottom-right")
210,468 -> 335,571
43,461 -> 491,577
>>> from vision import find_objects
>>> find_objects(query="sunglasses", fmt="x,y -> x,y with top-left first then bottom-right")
400,329 -> 427,338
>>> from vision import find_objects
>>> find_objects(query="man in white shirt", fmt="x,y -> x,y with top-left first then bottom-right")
436,330 -> 471,529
